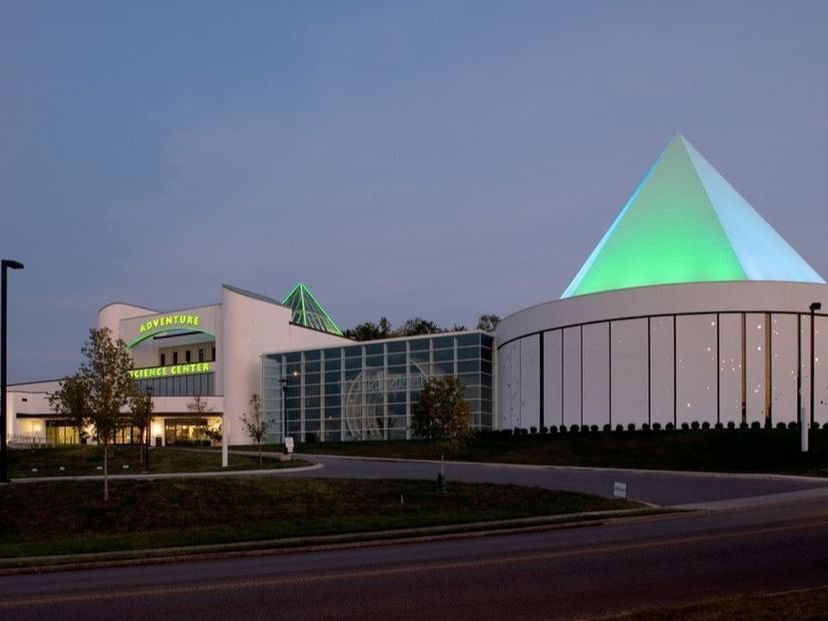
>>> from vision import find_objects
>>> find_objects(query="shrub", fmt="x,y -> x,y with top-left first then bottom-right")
603,423 -> 612,433
714,422 -> 723,431
681,422 -> 690,431
690,421 -> 700,430
549,425 -> 558,434
666,422 -> 675,431
701,421 -> 710,430
652,422 -> 662,431
530,426 -> 538,435
627,423 -> 636,432
776,421 -> 787,430
739,422 -> 748,430
788,421 -> 798,430
580,424 -> 590,433
540,426 -> 548,434
641,423 -> 650,432
615,424 -> 624,432
750,421 -> 761,430
590,424 -> 599,433
559,425 -> 567,434
727,421 -> 736,430
570,424 -> 580,433
813,422 -> 821,431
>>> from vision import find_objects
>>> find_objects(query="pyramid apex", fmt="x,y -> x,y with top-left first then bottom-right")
281,281 -> 344,335
562,137 -> 823,298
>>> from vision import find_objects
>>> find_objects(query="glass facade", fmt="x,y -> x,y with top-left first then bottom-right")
262,332 -> 494,443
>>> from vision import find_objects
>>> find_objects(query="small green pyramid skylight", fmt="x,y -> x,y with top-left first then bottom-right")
562,135 -> 824,298
282,282 -> 344,335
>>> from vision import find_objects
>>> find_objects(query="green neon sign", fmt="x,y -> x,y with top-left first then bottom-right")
127,313 -> 215,348
129,362 -> 212,380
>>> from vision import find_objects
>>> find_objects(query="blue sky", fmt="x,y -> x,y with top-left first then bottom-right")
3,1 -> 828,382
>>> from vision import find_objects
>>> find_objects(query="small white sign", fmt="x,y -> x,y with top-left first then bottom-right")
285,437 -> 295,454
613,481 -> 628,500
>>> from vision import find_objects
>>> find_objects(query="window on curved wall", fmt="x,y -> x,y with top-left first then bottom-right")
676,314 -> 717,426
771,314 -> 798,427
611,319 -> 648,428
562,327 -> 582,428
543,331 -> 563,428
745,313 -> 768,425
718,314 -> 743,426
650,317 -> 675,427
582,323 -> 608,428
817,315 -> 828,426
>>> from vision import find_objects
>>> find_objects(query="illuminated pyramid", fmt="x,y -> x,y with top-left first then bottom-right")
282,282 -> 344,335
562,135 -> 824,298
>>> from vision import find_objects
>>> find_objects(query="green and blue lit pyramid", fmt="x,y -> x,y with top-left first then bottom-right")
282,282 -> 344,335
562,135 -> 824,298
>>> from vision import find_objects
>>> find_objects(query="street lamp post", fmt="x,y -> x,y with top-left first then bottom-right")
279,370 -> 299,446
144,385 -> 153,472
809,302 -> 822,455
1,259 -> 24,483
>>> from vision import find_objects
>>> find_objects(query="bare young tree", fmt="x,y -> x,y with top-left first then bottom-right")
241,393 -> 268,465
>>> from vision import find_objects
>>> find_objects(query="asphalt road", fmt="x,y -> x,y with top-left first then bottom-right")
290,453 -> 828,507
3,496 -> 828,620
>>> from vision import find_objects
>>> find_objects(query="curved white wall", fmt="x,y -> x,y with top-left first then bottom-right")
496,281 -> 828,431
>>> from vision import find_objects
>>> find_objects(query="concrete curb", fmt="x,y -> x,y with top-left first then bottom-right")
0,507 -> 673,575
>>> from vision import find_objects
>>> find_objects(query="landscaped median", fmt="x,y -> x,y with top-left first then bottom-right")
0,477 -> 647,567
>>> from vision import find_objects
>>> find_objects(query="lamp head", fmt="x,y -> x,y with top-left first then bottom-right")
2,259 -> 24,270
810,302 -> 822,313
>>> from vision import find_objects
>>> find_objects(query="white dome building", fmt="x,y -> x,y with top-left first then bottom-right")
496,135 -> 828,432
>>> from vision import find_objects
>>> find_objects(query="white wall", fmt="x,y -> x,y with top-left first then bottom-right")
497,281 -> 828,431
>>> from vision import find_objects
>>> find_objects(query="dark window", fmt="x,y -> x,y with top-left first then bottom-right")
160,353 -> 166,366
173,352 -> 178,365
432,336 -> 454,350
212,346 -> 216,361
365,343 -> 383,356
185,350 -> 191,363
386,341 -> 406,353
198,349 -> 205,362
456,333 -> 480,347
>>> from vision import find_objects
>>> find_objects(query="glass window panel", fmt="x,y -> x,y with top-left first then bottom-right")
611,319 -> 649,427
345,346 -> 363,358
365,343 -> 383,355
432,336 -> 454,350
457,347 -> 479,360
409,339 -> 429,351
433,349 -> 453,363
365,355 -> 383,368
304,350 -> 320,361
286,352 -> 301,363
457,333 -> 480,347
650,317 -> 675,427
458,360 -> 479,373
386,341 -> 406,353
345,357 -> 363,370
323,348 -> 341,360
304,360 -> 320,374
325,395 -> 341,408
387,353 -> 406,366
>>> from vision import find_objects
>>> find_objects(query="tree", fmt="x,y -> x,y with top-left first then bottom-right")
397,317 -> 444,337
240,394 -> 267,464
186,394 -> 214,445
50,328 -> 135,502
411,376 -> 473,452
476,314 -> 500,332
127,388 -> 153,468
47,373 -> 89,444
344,316 -> 393,341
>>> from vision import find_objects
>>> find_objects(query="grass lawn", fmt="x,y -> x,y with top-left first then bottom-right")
281,428 -> 828,476
8,446 -> 305,478
0,478 -> 639,558
604,585 -> 828,620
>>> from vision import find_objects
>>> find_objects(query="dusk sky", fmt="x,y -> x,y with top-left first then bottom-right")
3,1 -> 828,383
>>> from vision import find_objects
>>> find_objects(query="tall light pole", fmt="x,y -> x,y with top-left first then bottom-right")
279,370 -> 299,445
809,302 -> 822,455
1,259 -> 24,483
